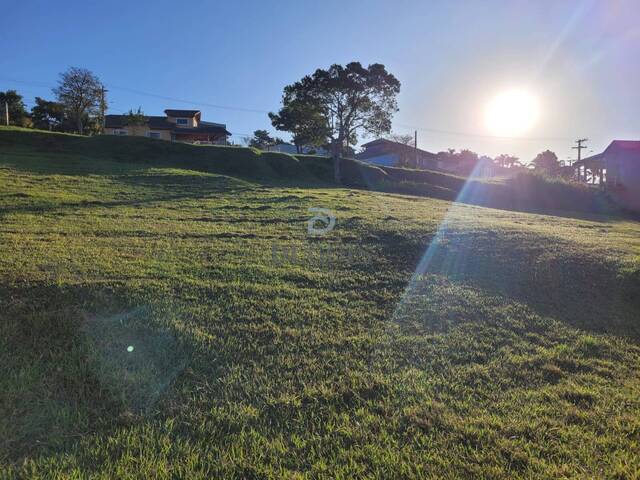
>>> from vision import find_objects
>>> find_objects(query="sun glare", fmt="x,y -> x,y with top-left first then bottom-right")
485,89 -> 540,137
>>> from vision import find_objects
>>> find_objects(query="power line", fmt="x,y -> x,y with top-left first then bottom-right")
0,77 -> 52,89
0,75 -> 581,143
107,85 -> 270,115
0,76 -> 270,115
395,123 -> 574,143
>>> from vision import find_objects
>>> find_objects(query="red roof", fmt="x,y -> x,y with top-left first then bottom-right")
164,109 -> 201,118
606,140 -> 640,154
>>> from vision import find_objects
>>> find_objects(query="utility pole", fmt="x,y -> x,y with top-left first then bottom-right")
572,138 -> 588,181
4,102 -> 8,126
414,130 -> 418,168
572,138 -> 588,162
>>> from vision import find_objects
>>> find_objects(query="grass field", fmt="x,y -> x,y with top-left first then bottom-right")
1,128 -> 640,478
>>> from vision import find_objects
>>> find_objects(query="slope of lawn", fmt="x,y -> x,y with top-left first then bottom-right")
1,128 -> 640,478
2,126 -> 619,216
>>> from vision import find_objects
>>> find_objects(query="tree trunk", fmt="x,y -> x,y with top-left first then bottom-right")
332,138 -> 342,184
77,115 -> 83,135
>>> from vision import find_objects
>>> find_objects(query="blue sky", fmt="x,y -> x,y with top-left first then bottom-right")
2,0 -> 638,161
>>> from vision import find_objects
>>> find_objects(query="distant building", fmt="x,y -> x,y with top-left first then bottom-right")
433,152 -> 520,178
574,140 -> 640,209
357,138 -> 437,169
104,109 -> 231,144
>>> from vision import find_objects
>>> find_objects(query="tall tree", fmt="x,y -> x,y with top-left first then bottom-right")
532,150 -> 559,172
270,62 -> 401,182
53,67 -> 104,135
0,90 -> 29,126
31,97 -> 66,130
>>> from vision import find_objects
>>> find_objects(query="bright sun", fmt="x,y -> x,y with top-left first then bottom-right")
485,89 -> 540,137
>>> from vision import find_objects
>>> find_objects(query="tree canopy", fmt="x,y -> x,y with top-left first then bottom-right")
0,90 -> 29,126
532,150 -> 559,172
494,154 -> 520,168
31,97 -> 66,131
270,62 -> 400,181
269,102 -> 328,153
123,107 -> 147,126
246,130 -> 284,150
53,67 -> 105,135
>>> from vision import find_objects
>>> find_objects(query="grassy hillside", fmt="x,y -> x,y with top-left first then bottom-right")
1,128 -> 640,478
1,127 -> 618,216
377,165 -> 619,215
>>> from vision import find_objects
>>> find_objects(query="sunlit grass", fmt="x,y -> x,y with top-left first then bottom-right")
1,130 -> 639,478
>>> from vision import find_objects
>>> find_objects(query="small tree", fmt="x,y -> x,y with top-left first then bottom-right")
456,149 -> 480,175
123,107 -> 146,126
31,97 -> 66,131
436,149 -> 456,169
532,150 -> 559,172
54,67 -> 104,135
247,129 -> 284,150
118,107 -> 147,136
434,148 -> 481,175
0,90 -> 29,126
494,153 -> 519,168
270,62 -> 401,182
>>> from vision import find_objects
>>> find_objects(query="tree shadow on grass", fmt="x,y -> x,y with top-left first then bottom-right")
0,172 -> 255,218
0,283 -> 190,464
366,223 -> 640,340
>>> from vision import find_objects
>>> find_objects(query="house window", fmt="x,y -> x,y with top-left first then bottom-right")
114,129 -> 127,136
148,132 -> 160,139
176,118 -> 188,126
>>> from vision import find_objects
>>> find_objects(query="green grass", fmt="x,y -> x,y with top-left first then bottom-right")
1,127 -> 640,478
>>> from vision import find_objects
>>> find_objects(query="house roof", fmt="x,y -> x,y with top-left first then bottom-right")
605,140 -> 640,155
164,109 -> 201,118
573,153 -> 604,167
361,138 -> 400,148
106,113 -> 230,136
359,138 -> 436,160
575,140 -> 640,167
105,115 -> 174,130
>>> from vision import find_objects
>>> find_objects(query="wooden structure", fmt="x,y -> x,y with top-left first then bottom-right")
573,140 -> 640,210
573,141 -> 640,186
573,153 -> 606,184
